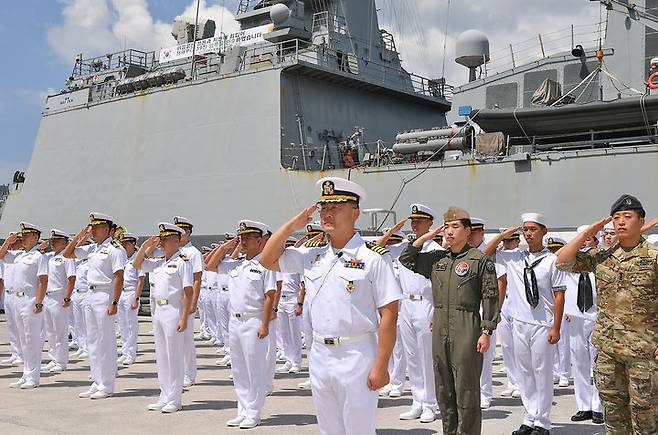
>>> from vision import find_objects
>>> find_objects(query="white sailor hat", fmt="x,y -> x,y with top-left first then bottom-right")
211,243 -> 220,249
521,212 -> 547,227
409,203 -> 435,220
499,227 -> 521,240
285,236 -> 298,247
49,228 -> 69,240
545,236 -> 566,249
306,222 -> 323,236
237,220 -> 271,237
201,246 -> 212,253
603,221 -> 615,231
89,212 -> 114,226
382,227 -> 405,243
172,216 -> 193,230
19,221 -> 43,235
470,218 -> 486,231
158,222 -> 184,237
647,234 -> 658,245
316,177 -> 367,205
120,232 -> 138,243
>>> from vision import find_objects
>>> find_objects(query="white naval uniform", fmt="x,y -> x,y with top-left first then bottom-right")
74,237 -> 127,394
204,270 -> 221,341
385,249 -> 407,393
216,271 -> 231,353
71,259 -> 90,354
553,315 -> 571,381
3,247 -> 48,384
118,253 -> 144,361
389,239 -> 440,411
276,272 -> 303,368
495,248 -> 567,431
139,250 -> 193,407
278,233 -> 402,435
198,271 -> 211,337
497,249 -> 521,393
44,252 -> 76,368
3,261 -> 23,361
180,242 -> 202,383
219,253 -> 276,421
480,261 -> 506,403
563,270 -> 602,414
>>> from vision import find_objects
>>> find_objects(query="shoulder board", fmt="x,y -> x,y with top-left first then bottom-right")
304,240 -> 327,248
366,241 -> 389,255
180,254 -> 189,261
111,241 -> 121,248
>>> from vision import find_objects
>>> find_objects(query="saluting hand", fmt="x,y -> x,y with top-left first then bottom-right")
38,240 -> 49,251
585,217 -> 613,238
501,226 -> 521,239
4,232 -> 18,245
290,204 -> 317,231
389,218 -> 407,234
412,225 -> 444,248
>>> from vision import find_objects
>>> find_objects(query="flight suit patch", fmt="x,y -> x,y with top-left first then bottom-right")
455,262 -> 470,276
346,280 -> 355,293
486,261 -> 495,273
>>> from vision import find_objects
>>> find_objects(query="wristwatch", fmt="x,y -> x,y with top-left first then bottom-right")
35,303 -> 44,309
297,302 -> 303,307
481,329 -> 493,336
63,297 -> 71,303
112,300 -> 118,306
272,308 -> 279,313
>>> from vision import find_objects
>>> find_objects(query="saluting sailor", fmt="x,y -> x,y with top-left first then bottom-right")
206,220 -> 277,430
260,177 -> 402,435
71,252 -> 90,360
0,232 -> 25,367
64,212 -> 127,399
42,229 -> 76,374
172,216 -> 202,388
133,223 -> 194,413
117,232 -> 145,366
0,222 -> 49,389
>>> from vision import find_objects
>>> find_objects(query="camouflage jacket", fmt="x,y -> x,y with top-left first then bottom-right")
557,239 -> 658,359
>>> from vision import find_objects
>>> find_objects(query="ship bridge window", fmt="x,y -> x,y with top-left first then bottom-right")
523,70 -> 557,107
485,83 -> 518,109
563,62 -> 599,103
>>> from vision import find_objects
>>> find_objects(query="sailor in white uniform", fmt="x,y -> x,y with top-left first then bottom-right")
563,226 -> 604,424
0,232 -> 24,367
71,256 -> 90,360
133,223 -> 194,413
173,216 -> 203,387
64,212 -> 127,399
546,237 -> 571,388
206,220 -> 277,430
275,270 -> 303,374
379,203 -> 441,423
0,223 -> 48,389
42,229 -> 76,374
117,232 -> 145,366
201,249 -> 221,346
484,214 -> 567,435
215,239 -> 234,366
260,177 -> 402,435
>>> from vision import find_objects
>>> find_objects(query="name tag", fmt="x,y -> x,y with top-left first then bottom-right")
638,258 -> 654,270
435,263 -> 447,271
249,268 -> 262,275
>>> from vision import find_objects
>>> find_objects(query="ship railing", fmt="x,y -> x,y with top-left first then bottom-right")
71,49 -> 157,78
484,21 -> 607,77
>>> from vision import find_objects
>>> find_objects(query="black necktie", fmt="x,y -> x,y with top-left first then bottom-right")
577,273 -> 594,313
523,256 -> 545,309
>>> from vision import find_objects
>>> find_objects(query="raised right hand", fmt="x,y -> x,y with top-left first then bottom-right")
413,226 -> 444,247
290,204 -> 317,231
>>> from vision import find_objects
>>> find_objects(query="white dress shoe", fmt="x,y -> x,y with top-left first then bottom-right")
183,377 -> 194,387
20,380 -> 38,389
49,364 -> 64,374
276,361 -> 293,373
122,358 -> 134,366
512,389 -> 522,398
399,406 -> 423,420
226,415 -> 246,427
419,408 -> 436,423
388,387 -> 403,397
13,358 -> 23,366
78,389 -> 96,398
480,399 -> 491,409
558,377 -> 570,387
298,379 -> 311,389
218,355 -> 231,366
378,384 -> 392,397
9,378 -> 26,388
41,361 -> 56,372
161,404 -> 181,413
288,365 -> 301,374
148,402 -> 166,411
0,356 -> 16,365
90,390 -> 111,399
501,388 -> 515,397
117,355 -> 126,364
239,418 -> 260,429
553,375 -> 559,384
78,351 -> 89,359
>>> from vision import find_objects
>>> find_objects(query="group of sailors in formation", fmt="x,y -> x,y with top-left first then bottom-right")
0,177 -> 657,435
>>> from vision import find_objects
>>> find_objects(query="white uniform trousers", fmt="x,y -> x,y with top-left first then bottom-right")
183,314 -> 196,382
206,289 -> 220,341
389,324 -> 407,390
217,289 -> 231,350
13,293 -> 44,384
43,292 -> 69,367
277,300 -> 302,367
229,316 -> 269,420
499,313 -> 520,390
309,336 -> 379,435
399,298 -> 436,408
568,317 -> 602,413
266,318 -> 278,392
480,331 -> 498,402
85,289 -> 118,393
198,287 -> 210,336
553,318 -> 571,379
4,292 -> 23,360
71,291 -> 87,353
153,302 -> 185,406
117,290 -> 139,360
513,319 -> 555,430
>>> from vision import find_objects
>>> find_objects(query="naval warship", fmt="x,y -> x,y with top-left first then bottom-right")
1,0 -> 657,242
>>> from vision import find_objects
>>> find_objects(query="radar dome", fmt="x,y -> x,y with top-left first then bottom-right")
270,3 -> 291,26
455,29 -> 490,68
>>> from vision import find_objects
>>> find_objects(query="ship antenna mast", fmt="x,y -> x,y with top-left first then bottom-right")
441,0 -> 451,80
190,0 -> 201,79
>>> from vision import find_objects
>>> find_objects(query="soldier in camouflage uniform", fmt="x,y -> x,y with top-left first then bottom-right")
399,206 -> 499,435
556,194 -> 658,435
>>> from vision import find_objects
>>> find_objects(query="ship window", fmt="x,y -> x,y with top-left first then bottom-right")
523,69 -> 557,107
563,62 -> 599,103
485,83 -> 518,109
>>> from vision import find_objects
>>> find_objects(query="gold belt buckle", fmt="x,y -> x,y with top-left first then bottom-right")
15,291 -> 26,297
156,299 -> 169,306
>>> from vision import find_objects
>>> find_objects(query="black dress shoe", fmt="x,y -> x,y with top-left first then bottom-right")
530,428 -> 550,435
592,412 -> 604,424
571,410 -> 593,421
512,425 -> 535,435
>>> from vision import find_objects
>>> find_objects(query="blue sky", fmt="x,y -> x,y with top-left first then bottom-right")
0,0 -> 599,185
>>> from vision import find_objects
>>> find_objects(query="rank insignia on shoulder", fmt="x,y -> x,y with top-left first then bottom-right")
180,254 -> 189,261
304,240 -> 327,248
346,280 -> 355,293
366,242 -> 389,255
344,258 -> 365,269
111,241 -> 121,248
